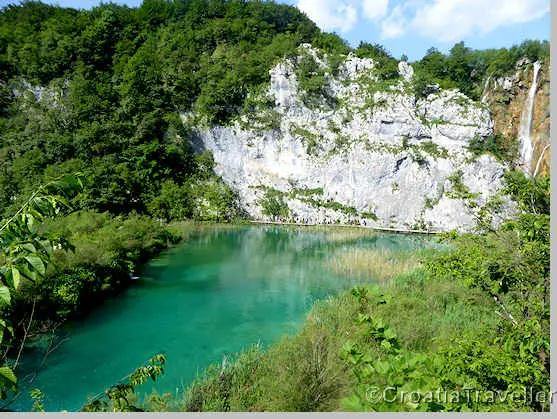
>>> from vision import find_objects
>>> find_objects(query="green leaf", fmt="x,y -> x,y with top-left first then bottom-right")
24,213 -> 35,230
16,263 -> 37,282
25,255 -> 45,276
11,267 -> 20,289
384,328 -> 397,340
0,286 -> 10,306
380,340 -> 392,351
0,366 -> 17,390
22,243 -> 37,253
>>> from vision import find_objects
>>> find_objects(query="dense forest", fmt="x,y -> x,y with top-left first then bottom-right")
0,1 -> 549,219
0,0 -> 551,412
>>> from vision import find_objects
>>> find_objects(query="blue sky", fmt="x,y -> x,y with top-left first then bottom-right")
1,0 -> 550,61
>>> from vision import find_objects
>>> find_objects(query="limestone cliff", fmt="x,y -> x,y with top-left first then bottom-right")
188,45 -> 519,232
482,58 -> 550,178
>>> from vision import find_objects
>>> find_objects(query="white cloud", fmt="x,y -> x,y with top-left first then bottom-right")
297,0 -> 358,33
380,4 -> 409,39
296,0 -> 390,33
361,0 -> 390,21
297,0 -> 549,41
390,0 -> 549,42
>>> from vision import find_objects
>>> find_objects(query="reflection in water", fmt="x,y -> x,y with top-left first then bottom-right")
12,226 -> 430,411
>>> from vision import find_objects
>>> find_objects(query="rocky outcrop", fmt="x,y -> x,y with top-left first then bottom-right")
482,58 -> 550,178
188,45 -> 517,232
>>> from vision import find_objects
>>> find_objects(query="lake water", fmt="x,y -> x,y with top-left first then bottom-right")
11,225 -> 428,411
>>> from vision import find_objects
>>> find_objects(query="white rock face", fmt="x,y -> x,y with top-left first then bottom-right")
398,61 -> 414,82
189,46 -> 515,232
270,61 -> 298,109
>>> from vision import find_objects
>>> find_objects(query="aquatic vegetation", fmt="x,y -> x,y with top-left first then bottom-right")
327,248 -> 423,283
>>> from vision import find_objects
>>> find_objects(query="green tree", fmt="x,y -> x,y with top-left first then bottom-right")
0,174 -> 83,400
146,180 -> 193,222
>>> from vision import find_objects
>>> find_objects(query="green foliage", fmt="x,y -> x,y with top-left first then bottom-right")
259,190 -> 289,219
345,173 -> 550,411
189,178 -> 242,222
82,353 -> 166,412
411,71 -> 441,99
468,134 -> 519,163
0,366 -> 17,400
240,90 -> 281,131
299,197 -> 357,217
30,389 -> 45,412
9,209 -> 179,325
424,197 -> 435,210
295,53 -> 336,109
0,0 -> 346,218
311,32 -> 350,57
412,40 -> 550,101
0,174 -> 82,400
414,171 -> 549,411
355,42 -> 400,81
446,170 -> 479,200
146,180 -> 193,222
289,187 -> 324,198
360,212 -> 378,221
180,345 -> 265,412
502,171 -> 549,215
0,174 -> 83,306
419,141 -> 449,159
290,126 -> 320,155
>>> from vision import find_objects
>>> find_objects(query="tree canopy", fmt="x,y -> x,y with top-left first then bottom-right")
0,1 -> 549,219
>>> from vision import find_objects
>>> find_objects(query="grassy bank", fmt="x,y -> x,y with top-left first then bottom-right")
136,263 -> 499,412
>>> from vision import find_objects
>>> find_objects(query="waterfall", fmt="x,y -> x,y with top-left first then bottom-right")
533,143 -> 550,178
480,77 -> 491,104
518,61 -> 541,175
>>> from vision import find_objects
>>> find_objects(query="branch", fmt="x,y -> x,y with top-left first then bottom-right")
0,322 -> 66,411
0,173 -> 82,233
0,188 -> 43,233
491,293 -> 518,326
13,299 -> 36,370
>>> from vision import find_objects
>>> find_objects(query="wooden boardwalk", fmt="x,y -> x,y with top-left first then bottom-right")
249,220 -> 440,235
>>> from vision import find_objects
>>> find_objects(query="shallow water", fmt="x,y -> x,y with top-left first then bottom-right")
11,225 -> 428,411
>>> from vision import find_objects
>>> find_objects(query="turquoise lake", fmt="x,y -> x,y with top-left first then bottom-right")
11,225 -> 429,411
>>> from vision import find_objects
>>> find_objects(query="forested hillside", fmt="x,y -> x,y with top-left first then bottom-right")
0,1 -> 549,220
0,0 -> 550,412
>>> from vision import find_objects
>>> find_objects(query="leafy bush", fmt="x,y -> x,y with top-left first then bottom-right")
446,170 -> 478,200
189,178 -> 242,222
259,192 -> 289,219
146,180 -> 193,222
295,53 -> 336,109
355,42 -> 400,81
468,134 -> 519,163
